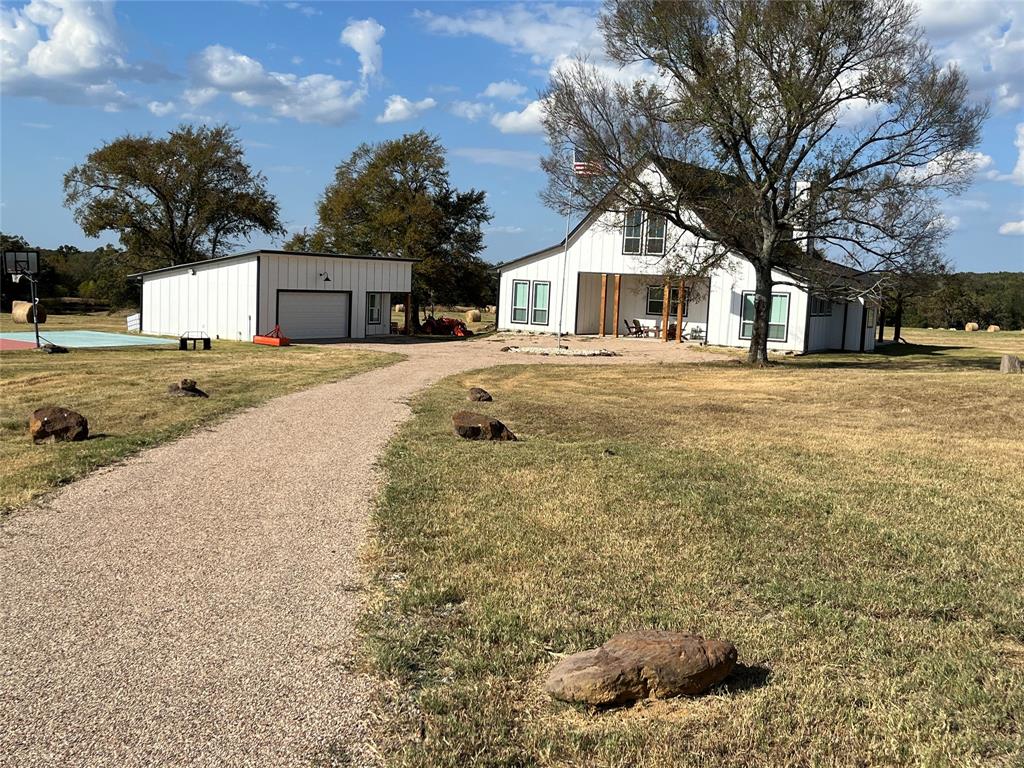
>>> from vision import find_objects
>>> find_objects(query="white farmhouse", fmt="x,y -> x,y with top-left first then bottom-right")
134,250 -> 413,342
497,162 -> 879,353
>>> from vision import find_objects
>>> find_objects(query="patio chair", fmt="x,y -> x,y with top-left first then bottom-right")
632,320 -> 651,337
623,318 -> 640,337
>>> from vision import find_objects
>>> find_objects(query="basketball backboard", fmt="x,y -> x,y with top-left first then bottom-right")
3,250 -> 39,275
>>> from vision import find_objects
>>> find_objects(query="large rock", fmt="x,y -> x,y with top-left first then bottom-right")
1000,354 -> 1022,374
168,378 -> 209,398
467,387 -> 492,402
544,631 -> 738,707
452,411 -> 515,441
29,406 -> 89,444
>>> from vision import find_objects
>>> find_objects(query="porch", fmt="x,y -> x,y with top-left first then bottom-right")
575,272 -> 710,342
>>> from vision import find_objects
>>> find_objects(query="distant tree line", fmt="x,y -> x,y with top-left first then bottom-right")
902,272 -> 1024,331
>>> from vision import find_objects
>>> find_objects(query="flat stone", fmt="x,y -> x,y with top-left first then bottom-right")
452,411 -> 515,441
544,630 -> 738,707
467,387 -> 492,402
29,406 -> 89,444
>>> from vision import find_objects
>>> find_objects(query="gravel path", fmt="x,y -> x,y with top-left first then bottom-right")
0,336 -> 723,767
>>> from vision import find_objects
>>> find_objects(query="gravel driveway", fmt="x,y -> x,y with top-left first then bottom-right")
0,336 -> 723,767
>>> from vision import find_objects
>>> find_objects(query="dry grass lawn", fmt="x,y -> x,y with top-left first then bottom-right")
0,312 -> 399,511
366,328 -> 1024,767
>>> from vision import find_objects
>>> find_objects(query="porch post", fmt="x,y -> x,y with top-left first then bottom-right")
676,279 -> 685,343
661,279 -> 671,341
599,273 -> 608,337
612,274 -> 621,338
404,292 -> 412,334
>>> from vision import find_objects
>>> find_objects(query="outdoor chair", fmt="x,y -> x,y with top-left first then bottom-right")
623,319 -> 640,337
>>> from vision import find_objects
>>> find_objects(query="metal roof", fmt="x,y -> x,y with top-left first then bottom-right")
129,249 -> 418,279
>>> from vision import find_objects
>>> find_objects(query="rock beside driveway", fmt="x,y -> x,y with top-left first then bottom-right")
467,387 -> 492,402
1000,354 -> 1021,374
452,411 -> 515,441
168,379 -> 209,397
29,406 -> 89,444
544,630 -> 737,707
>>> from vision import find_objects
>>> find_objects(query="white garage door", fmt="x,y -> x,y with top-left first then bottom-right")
277,291 -> 350,339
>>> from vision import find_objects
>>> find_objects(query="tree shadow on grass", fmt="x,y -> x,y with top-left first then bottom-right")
793,343 -> 1001,372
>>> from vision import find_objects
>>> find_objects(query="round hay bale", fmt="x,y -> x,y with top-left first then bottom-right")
987,324 -> 1000,333
965,322 -> 979,332
11,300 -> 46,324
465,309 -> 482,323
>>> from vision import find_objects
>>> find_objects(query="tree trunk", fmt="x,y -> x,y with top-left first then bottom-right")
747,261 -> 773,365
893,297 -> 904,342
877,306 -> 886,343
410,295 -> 423,332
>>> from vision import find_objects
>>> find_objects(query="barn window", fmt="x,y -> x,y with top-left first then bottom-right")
646,285 -> 688,317
645,214 -> 666,255
866,307 -> 877,327
531,281 -> 550,325
511,280 -> 529,323
810,295 -> 831,316
622,210 -> 643,254
740,292 -> 790,341
367,292 -> 383,325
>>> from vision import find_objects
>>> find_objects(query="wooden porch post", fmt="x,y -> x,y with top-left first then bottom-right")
404,292 -> 412,335
599,273 -> 608,337
675,279 -> 685,342
661,279 -> 671,341
612,274 -> 621,338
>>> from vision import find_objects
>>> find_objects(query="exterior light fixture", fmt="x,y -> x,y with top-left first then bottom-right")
319,272 -> 331,283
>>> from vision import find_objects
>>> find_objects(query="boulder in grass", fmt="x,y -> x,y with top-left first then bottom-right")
467,387 -> 492,402
168,378 -> 209,398
29,406 -> 89,444
1000,354 -> 1022,375
42,343 -> 69,354
544,631 -> 738,707
452,411 -> 515,441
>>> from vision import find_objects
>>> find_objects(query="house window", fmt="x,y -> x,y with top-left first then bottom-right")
810,295 -> 831,316
622,209 -> 643,254
740,292 -> 790,341
511,280 -> 529,323
531,281 -> 550,325
646,285 -> 689,317
865,307 -> 877,327
367,292 -> 383,325
645,214 -> 666,255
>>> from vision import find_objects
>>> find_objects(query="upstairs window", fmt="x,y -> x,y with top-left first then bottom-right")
645,215 -> 666,255
622,210 -> 643,254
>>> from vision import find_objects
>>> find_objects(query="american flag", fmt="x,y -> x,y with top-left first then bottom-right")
572,150 -> 602,176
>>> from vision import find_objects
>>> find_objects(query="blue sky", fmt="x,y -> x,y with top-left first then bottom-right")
1,1 -> 1022,271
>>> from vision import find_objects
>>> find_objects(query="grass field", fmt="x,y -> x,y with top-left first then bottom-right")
0,312 -> 399,512
366,328 -> 1024,767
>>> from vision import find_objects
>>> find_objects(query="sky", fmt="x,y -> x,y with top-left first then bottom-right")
1,0 -> 1022,272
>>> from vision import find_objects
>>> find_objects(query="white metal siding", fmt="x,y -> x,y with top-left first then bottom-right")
141,256 -> 258,340
259,254 -> 411,340
277,291 -> 351,339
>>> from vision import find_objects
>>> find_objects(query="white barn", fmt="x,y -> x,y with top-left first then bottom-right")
134,250 -> 413,342
497,165 -> 879,354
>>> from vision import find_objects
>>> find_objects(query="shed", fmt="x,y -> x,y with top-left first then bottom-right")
132,250 -> 414,342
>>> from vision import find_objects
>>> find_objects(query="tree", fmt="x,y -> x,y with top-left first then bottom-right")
63,124 -> 285,267
542,0 -> 987,363
286,131 -> 492,326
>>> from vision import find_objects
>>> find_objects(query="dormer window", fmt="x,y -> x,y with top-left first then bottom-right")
622,209 -> 666,255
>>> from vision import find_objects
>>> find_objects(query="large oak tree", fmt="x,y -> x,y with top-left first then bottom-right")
542,0 -> 987,363
63,124 -> 284,268
287,131 -> 493,326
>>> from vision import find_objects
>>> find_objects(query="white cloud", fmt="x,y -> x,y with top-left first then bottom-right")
450,100 -> 491,121
183,86 -> 217,107
997,220 -> 1024,235
918,1 -> 1024,112
452,147 -> 539,169
491,99 -> 546,134
481,80 -> 527,100
0,0 -> 170,108
486,224 -> 525,234
340,17 -> 384,85
21,121 -> 52,129
291,55 -> 303,66
190,45 -> 366,124
147,100 -> 175,116
284,2 -> 320,17
375,94 -> 436,123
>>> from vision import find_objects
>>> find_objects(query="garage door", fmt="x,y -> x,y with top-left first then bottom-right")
277,291 -> 350,339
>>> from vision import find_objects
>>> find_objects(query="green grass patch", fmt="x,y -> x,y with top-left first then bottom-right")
0,313 -> 400,511
365,328 -> 1024,766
